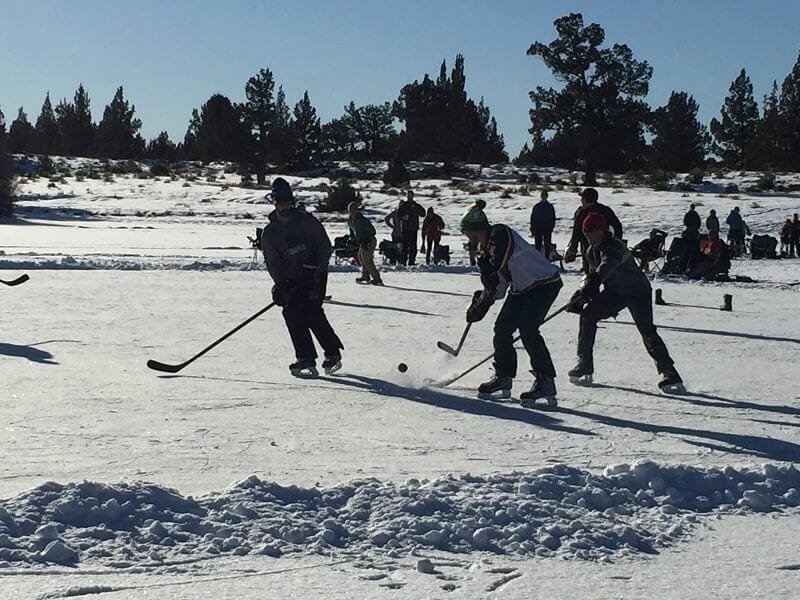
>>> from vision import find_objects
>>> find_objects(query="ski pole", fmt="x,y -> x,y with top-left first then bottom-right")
436,323 -> 472,356
431,301 -> 574,388
147,302 -> 276,373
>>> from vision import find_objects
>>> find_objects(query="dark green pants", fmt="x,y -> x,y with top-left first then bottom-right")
494,279 -> 562,378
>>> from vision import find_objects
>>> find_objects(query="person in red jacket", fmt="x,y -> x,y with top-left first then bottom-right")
420,207 -> 445,264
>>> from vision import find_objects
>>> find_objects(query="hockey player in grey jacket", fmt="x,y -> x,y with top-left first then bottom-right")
567,211 -> 683,392
261,178 -> 344,376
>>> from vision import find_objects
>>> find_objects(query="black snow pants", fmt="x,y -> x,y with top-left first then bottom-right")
282,274 -> 343,360
400,230 -> 419,266
577,288 -> 674,373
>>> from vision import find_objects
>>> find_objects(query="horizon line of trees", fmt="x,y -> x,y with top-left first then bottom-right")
3,12 -> 800,188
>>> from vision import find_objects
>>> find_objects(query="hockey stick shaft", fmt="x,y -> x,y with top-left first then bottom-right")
434,302 -> 573,388
0,274 -> 30,286
147,302 -> 276,373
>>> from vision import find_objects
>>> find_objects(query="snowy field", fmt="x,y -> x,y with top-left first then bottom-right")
1,161 -> 799,598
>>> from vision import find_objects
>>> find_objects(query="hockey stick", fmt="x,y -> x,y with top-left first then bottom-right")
0,274 -> 30,287
436,323 -> 472,356
147,302 -> 276,373
430,301 -> 574,388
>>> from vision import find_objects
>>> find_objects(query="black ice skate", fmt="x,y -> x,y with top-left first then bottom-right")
355,275 -> 370,283
520,375 -> 558,409
477,370 -> 512,401
658,368 -> 685,394
290,358 -> 318,378
568,361 -> 594,385
322,353 -> 342,375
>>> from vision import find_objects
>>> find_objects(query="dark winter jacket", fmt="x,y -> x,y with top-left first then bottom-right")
706,214 -> 720,234
726,211 -> 744,232
683,209 -> 701,232
568,203 -> 623,252
530,199 -> 556,232
396,200 -> 425,234
348,212 -> 376,245
384,210 -> 401,241
780,221 -> 793,242
585,233 -> 650,296
261,208 -> 332,290
791,218 -> 800,241
421,213 -> 445,242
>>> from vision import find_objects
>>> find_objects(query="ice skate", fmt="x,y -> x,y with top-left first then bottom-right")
477,370 -> 512,401
658,368 -> 685,394
369,279 -> 384,286
290,358 -> 318,378
568,361 -> 593,385
520,375 -> 558,409
355,275 -> 371,284
322,353 -> 342,375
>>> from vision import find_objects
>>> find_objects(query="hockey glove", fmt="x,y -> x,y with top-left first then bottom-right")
566,289 -> 586,314
466,289 -> 494,323
272,284 -> 293,307
582,272 -> 601,301
563,247 -> 578,263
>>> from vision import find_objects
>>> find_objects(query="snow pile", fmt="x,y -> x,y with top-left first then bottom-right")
1,462 -> 798,568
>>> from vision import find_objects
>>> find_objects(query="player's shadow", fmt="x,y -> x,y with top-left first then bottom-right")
380,284 -> 472,298
611,320 -> 800,345
333,374 -> 596,437
591,382 -> 800,418
0,342 -> 59,364
558,402 -> 800,462
325,299 -> 443,317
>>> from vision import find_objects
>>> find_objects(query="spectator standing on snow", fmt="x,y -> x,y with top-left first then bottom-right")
791,213 -> 800,258
348,202 -> 383,285
780,218 -> 793,257
683,204 -> 701,236
420,207 -> 445,265
530,188 -> 556,258
460,204 -> 563,408
726,206 -> 748,255
261,178 -> 344,376
384,202 -> 402,243
706,209 -> 720,236
564,188 -> 623,273
396,189 -> 425,266
566,211 -> 683,392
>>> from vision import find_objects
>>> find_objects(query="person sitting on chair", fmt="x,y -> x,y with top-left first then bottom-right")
631,229 -> 667,273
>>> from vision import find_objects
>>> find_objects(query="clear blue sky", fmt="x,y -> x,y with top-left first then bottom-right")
1,0 -> 798,156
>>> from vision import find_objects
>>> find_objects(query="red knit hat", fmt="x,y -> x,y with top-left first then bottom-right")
582,211 -> 608,232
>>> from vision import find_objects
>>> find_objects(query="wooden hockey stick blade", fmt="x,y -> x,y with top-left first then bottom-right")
0,274 -> 30,286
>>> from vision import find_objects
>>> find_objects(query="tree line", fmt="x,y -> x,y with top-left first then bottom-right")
3,12 -> 800,187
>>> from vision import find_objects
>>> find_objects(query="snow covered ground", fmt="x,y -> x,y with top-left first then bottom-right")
1,161 -> 799,598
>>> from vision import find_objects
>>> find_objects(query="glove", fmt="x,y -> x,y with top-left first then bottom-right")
582,273 -> 601,301
466,290 -> 493,323
272,284 -> 293,307
563,247 -> 578,263
566,289 -> 586,314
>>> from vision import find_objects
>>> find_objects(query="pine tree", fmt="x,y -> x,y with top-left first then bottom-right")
71,84 -> 94,156
321,117 -> 356,159
747,81 -> 783,170
145,131 -> 178,160
778,51 -> 800,170
527,13 -> 652,182
34,93 -> 59,155
290,91 -> 321,169
650,92 -> 710,171
343,101 -> 397,159
266,86 -> 293,166
242,68 -> 277,183
709,69 -> 759,168
185,94 -> 248,162
9,107 -> 36,153
0,109 -> 14,217
94,87 -> 144,158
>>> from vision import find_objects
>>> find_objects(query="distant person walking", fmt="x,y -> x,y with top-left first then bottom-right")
420,207 -> 445,264
348,202 -> 383,285
530,189 -> 556,258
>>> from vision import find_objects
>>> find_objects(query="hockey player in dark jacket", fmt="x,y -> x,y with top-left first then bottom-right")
564,188 -> 623,272
460,204 -> 563,408
567,211 -> 683,392
261,178 -> 344,376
